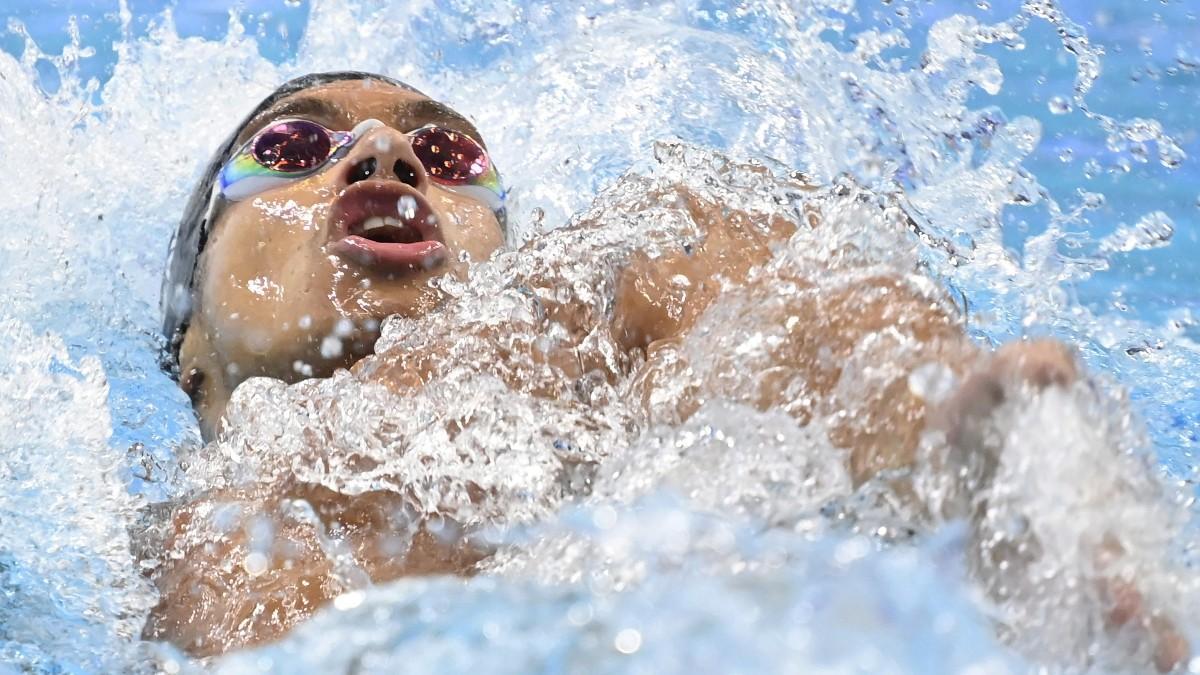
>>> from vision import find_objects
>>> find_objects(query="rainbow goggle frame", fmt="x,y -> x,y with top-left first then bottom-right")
218,117 -> 506,215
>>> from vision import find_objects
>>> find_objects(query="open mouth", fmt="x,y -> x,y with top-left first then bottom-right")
327,181 -> 447,271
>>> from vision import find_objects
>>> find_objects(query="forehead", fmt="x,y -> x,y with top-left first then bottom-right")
238,80 -> 485,147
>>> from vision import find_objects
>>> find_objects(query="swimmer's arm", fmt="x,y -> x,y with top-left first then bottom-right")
610,185 -> 799,351
609,186 -> 1187,671
357,180 -> 1185,670
144,485 -> 339,656
606,185 -> 980,481
145,483 -> 481,656
359,184 -> 799,393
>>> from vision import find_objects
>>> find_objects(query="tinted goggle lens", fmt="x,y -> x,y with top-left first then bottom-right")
252,120 -> 334,172
409,126 -> 489,184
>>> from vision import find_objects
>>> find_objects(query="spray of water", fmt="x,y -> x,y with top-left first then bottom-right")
0,0 -> 1195,672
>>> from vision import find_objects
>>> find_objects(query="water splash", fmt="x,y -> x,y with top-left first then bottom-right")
214,505 -> 1020,675
0,320 -> 154,672
0,0 -> 1195,672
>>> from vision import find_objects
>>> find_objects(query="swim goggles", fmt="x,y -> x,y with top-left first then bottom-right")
217,117 -> 506,214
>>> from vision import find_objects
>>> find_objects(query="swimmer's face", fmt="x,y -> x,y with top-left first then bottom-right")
181,80 -> 504,434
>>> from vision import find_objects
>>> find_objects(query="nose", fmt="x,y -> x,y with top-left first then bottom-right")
340,126 -> 429,192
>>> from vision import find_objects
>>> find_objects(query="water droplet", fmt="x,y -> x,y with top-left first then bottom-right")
1048,96 -> 1071,115
614,628 -> 642,654
320,335 -> 343,359
1079,191 -> 1105,210
907,362 -> 958,404
1160,141 -> 1186,169
567,601 -> 594,626
593,505 -> 618,530
243,552 -> 268,576
333,590 -> 364,610
398,195 -> 418,220
1099,211 -> 1174,254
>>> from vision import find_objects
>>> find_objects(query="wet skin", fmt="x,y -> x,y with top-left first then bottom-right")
158,86 -> 1187,670
178,80 -> 505,439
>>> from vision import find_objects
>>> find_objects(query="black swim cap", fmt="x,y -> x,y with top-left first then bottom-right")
159,71 -> 503,374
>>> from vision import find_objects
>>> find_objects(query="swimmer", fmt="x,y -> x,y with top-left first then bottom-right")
148,71 -> 1188,670
160,72 -> 506,439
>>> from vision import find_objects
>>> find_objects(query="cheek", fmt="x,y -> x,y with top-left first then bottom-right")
430,190 -> 504,260
201,193 -> 337,306
220,195 -> 330,260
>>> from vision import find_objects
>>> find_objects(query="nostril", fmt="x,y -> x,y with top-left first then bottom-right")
348,157 -> 377,183
394,159 -> 420,188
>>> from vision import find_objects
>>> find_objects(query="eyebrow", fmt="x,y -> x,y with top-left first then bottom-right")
238,95 -> 487,147
238,96 -> 350,144
391,99 -> 486,147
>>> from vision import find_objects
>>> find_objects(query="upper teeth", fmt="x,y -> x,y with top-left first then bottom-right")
362,216 -> 402,231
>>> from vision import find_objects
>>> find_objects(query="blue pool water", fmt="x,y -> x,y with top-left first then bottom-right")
1,1 -> 1198,673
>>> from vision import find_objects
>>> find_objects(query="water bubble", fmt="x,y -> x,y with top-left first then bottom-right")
1047,96 -> 1071,115
614,628 -> 643,654
593,505 -> 618,530
907,362 -> 958,405
1130,142 -> 1150,163
1079,191 -> 1105,210
242,552 -> 268,577
320,335 -> 343,359
1160,140 -> 1186,169
834,537 -> 871,565
333,590 -> 364,611
566,601 -> 594,626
